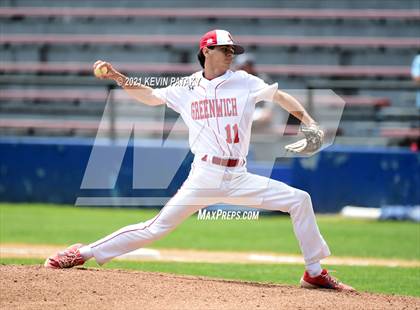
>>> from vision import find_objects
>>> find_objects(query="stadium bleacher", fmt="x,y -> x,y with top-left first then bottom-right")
1,0 -> 419,150
0,61 -> 410,78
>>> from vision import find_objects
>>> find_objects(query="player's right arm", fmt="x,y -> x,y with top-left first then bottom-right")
93,60 -> 164,106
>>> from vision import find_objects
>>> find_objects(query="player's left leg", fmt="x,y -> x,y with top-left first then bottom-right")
226,170 -> 354,291
227,171 -> 330,265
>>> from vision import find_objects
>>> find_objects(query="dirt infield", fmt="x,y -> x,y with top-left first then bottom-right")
1,265 -> 419,310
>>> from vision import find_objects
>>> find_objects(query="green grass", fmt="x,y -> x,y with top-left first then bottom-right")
1,258 -> 419,297
1,203 -> 419,260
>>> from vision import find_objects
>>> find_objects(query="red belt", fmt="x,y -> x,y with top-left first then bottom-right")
201,155 -> 243,167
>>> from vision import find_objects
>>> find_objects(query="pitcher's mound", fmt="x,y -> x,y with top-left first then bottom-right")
0,265 -> 418,309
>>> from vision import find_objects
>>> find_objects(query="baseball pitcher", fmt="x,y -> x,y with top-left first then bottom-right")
45,30 -> 354,291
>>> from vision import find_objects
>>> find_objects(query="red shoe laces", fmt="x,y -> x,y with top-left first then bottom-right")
58,249 -> 82,268
320,272 -> 340,287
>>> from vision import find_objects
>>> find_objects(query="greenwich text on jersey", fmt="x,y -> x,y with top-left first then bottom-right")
191,98 -> 238,120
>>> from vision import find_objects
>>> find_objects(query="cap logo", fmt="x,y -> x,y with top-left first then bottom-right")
199,30 -> 244,54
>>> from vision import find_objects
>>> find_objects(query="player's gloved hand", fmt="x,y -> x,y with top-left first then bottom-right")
285,123 -> 324,154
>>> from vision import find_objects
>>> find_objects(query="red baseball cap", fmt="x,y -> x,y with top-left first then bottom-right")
199,30 -> 244,55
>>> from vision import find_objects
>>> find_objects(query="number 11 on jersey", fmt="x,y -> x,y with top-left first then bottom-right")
225,123 -> 239,144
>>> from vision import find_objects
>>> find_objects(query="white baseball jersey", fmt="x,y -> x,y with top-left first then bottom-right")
153,70 -> 278,159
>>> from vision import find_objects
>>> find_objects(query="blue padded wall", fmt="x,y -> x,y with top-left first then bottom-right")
1,138 -> 418,213
292,146 -> 420,213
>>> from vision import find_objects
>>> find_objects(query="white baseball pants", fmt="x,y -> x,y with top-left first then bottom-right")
90,156 -> 331,265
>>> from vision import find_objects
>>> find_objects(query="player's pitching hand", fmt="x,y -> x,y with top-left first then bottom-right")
285,123 -> 324,154
93,60 -> 117,79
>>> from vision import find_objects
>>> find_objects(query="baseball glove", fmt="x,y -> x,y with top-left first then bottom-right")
285,123 -> 324,154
